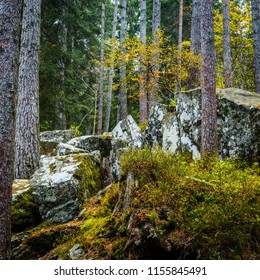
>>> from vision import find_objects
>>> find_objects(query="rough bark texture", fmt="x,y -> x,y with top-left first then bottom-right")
177,0 -> 184,90
251,0 -> 260,94
104,0 -> 119,132
55,4 -> 67,130
223,0 -> 233,88
200,0 -> 218,156
15,0 -> 41,179
119,0 -> 128,121
139,0 -> 148,123
188,0 -> 201,89
150,0 -> 161,109
97,0 -> 105,135
0,0 -> 21,260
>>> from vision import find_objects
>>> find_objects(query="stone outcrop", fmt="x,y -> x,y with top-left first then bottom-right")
40,130 -> 76,155
161,88 -> 260,161
30,154 -> 101,223
110,115 -> 145,181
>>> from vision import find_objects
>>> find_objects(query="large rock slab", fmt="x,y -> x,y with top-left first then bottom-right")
161,88 -> 260,161
30,154 -> 101,223
61,134 -> 112,158
110,115 -> 145,181
40,130 -> 76,155
145,104 -> 167,147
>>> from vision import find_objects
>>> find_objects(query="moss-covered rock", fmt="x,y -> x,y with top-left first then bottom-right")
12,181 -> 41,233
30,153 -> 101,223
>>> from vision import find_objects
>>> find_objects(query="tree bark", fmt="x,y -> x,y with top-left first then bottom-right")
150,0 -> 161,109
188,0 -> 201,89
119,0 -> 128,121
97,0 -> 105,134
15,0 -> 41,179
201,0 -> 218,156
55,3 -> 68,130
223,0 -> 233,87
251,0 -> 260,93
139,0 -> 148,123
104,0 -> 119,132
177,0 -> 184,91
0,0 -> 21,260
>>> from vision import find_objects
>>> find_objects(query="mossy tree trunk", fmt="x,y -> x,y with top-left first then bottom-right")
0,0 -> 21,260
14,0 -> 41,179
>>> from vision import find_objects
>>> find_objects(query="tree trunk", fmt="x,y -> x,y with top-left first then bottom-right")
0,0 -> 21,260
139,0 -> 148,123
119,0 -> 128,121
14,0 -> 41,179
177,0 -> 184,91
55,3 -> 68,130
251,0 -> 260,93
200,0 -> 218,156
104,0 -> 119,132
150,0 -> 161,109
188,0 -> 201,89
97,0 -> 105,135
223,0 -> 233,87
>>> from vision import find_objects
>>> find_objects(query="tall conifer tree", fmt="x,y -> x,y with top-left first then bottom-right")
0,0 -> 21,259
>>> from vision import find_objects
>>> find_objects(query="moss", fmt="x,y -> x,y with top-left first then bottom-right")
74,155 -> 102,205
139,121 -> 148,132
11,188 -> 41,232
49,162 -> 57,174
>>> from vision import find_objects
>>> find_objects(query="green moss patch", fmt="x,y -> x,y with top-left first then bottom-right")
12,188 -> 42,232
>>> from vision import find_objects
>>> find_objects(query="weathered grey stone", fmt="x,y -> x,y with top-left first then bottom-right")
145,104 -> 167,147
69,244 -> 85,260
40,130 -> 76,155
110,115 -> 145,181
161,88 -> 260,161
66,135 -> 112,157
56,143 -> 86,156
30,154 -> 101,223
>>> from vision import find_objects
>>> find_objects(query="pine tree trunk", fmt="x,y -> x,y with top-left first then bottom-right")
150,0 -> 161,109
55,4 -> 68,130
223,0 -> 233,88
201,0 -> 218,156
188,0 -> 201,89
104,0 -> 119,132
251,0 -> 260,94
139,0 -> 148,123
119,0 -> 128,121
0,0 -> 21,260
177,0 -> 184,91
97,0 -> 105,135
14,0 -> 41,179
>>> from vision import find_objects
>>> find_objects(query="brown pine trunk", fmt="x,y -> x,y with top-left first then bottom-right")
0,0 -> 21,260
97,0 -> 105,135
104,0 -> 119,132
201,0 -> 218,156
223,0 -> 233,88
251,0 -> 260,93
139,0 -> 148,124
150,0 -> 161,110
177,0 -> 184,91
119,0 -> 128,121
187,0 -> 201,89
14,0 -> 41,179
